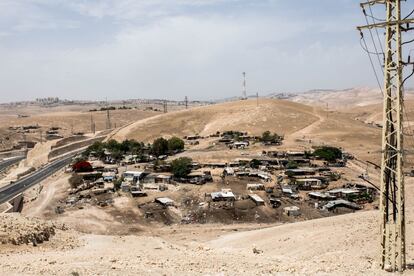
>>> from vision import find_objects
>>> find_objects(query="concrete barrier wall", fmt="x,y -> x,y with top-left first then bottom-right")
48,136 -> 106,160
52,135 -> 87,149
3,194 -> 24,213
0,150 -> 26,159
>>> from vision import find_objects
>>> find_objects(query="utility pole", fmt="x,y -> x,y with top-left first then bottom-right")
358,0 -> 414,271
163,100 -> 167,113
106,109 -> 111,129
185,96 -> 188,109
90,114 -> 95,134
242,72 -> 247,100
256,92 -> 259,107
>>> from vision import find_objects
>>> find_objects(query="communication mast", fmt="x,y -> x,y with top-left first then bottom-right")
358,0 -> 414,271
242,72 -> 247,100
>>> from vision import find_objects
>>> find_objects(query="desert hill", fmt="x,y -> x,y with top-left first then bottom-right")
112,98 -> 385,165
112,99 -> 320,142
289,87 -> 414,110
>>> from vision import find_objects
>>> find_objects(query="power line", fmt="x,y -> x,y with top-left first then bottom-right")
359,32 -> 384,95
368,4 -> 385,56
357,0 -> 414,271
362,5 -> 385,70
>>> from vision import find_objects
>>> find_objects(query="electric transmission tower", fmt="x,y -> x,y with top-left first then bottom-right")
358,0 -> 414,272
185,96 -> 188,109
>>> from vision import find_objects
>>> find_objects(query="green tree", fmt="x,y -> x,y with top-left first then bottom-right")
313,146 -> 342,162
168,136 -> 185,152
261,131 -> 272,142
84,141 -> 105,158
106,139 -> 121,152
152,137 -> 169,156
286,160 -> 299,169
250,159 -> 261,169
171,157 -> 193,178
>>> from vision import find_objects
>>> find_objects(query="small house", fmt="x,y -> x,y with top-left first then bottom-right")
223,167 -> 235,176
155,197 -> 175,206
308,192 -> 336,200
120,182 -> 130,192
102,171 -> 116,182
284,206 -> 301,216
233,141 -> 249,149
246,183 -> 265,191
296,178 -> 324,190
249,194 -> 265,206
210,190 -> 236,202
323,199 -> 361,211
327,188 -> 361,198
123,171 -> 146,183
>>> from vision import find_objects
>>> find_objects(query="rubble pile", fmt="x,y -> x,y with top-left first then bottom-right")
0,213 -> 64,246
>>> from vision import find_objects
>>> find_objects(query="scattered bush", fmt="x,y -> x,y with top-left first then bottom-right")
72,161 -> 93,173
171,157 -> 193,178
250,159 -> 261,169
286,160 -> 298,169
313,146 -> 342,162
168,136 -> 185,152
114,178 -> 123,191
69,174 -> 83,189
261,131 -> 283,144
152,137 -> 169,156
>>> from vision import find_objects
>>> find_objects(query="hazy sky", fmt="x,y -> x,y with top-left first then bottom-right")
0,0 -> 412,103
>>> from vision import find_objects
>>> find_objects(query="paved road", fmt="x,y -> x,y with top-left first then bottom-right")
0,156 -> 25,173
0,154 -> 74,204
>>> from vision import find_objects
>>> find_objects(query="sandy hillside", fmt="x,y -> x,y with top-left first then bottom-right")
112,99 -> 319,142
290,87 -> 414,110
0,103 -> 164,151
112,98 -> 384,165
2,178 -> 414,275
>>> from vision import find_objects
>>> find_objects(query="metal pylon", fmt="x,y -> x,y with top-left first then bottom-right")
357,0 -> 414,271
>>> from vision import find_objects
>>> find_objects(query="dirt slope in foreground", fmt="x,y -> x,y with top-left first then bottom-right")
2,179 -> 414,275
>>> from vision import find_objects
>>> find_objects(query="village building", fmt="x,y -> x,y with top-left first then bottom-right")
232,141 -> 249,149
249,194 -> 265,206
102,171 -> 116,182
123,171 -> 146,184
308,192 -> 336,200
155,197 -> 175,207
120,182 -> 131,192
282,185 -> 295,195
246,183 -> 265,191
143,173 -> 172,184
223,167 -> 235,176
285,168 -> 316,176
323,199 -> 361,211
295,178 -> 325,190
327,188 -> 361,198
187,171 -> 213,184
284,206 -> 301,216
185,135 -> 201,140
210,190 -> 236,202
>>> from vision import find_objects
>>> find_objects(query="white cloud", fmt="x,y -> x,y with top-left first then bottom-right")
0,0 -> 375,102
